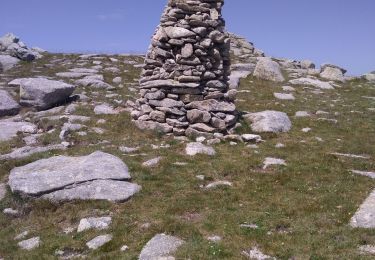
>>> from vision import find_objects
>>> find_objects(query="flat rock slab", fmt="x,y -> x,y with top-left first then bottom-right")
0,144 -> 67,160
350,189 -> 375,228
289,77 -> 334,90
351,170 -> 375,179
86,234 -> 112,250
139,233 -> 185,260
42,180 -> 141,202
185,142 -> 216,156
8,151 -> 141,202
244,110 -> 292,133
0,90 -> 20,117
11,78 -> 75,110
0,120 -> 37,142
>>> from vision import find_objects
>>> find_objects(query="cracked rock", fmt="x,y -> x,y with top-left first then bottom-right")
8,151 -> 141,202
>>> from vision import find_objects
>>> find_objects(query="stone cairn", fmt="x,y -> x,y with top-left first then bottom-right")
130,0 -> 237,137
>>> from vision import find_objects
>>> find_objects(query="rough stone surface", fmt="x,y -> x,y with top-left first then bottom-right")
0,54 -> 19,71
0,183 -> 6,201
244,110 -> 292,133
242,247 -> 275,260
77,216 -> 112,232
139,233 -> 185,260
0,144 -> 67,160
185,142 -> 216,156
320,64 -> 346,82
263,157 -> 287,169
273,92 -> 295,100
0,90 -> 20,117
350,189 -> 375,228
8,151 -> 141,202
86,234 -> 112,250
253,57 -> 285,82
94,104 -> 118,115
11,78 -> 75,110
289,77 -> 334,90
132,0 -> 236,135
0,33 -> 39,62
0,120 -> 37,142
18,237 -> 41,251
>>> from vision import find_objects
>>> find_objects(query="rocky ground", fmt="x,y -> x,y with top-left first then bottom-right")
0,34 -> 374,259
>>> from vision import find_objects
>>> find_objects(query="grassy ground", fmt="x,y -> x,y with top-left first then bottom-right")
0,54 -> 374,259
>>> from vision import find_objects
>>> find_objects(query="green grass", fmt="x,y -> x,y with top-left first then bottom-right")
0,54 -> 374,259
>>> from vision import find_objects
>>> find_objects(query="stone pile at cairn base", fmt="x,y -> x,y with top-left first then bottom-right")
130,0 -> 237,137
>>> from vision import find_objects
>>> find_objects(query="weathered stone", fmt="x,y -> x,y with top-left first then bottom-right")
186,99 -> 236,112
350,189 -> 375,228
139,234 -> 185,260
8,151 -> 141,202
94,104 -> 118,115
0,120 -> 37,142
253,57 -> 285,82
18,237 -> 41,251
0,90 -> 20,117
274,92 -> 295,101
0,183 -> 6,201
244,110 -> 292,133
78,216 -> 112,232
135,120 -> 173,133
185,142 -> 216,156
289,77 -> 334,90
263,157 -> 287,169
14,78 -> 75,110
86,234 -> 112,250
0,54 -> 19,71
187,109 -> 211,123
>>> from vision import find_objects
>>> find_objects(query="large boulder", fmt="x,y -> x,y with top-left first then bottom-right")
0,54 -> 20,72
253,57 -> 285,82
10,78 -> 75,110
364,72 -> 375,83
244,110 -> 292,133
0,90 -> 20,117
139,234 -> 185,260
320,63 -> 347,82
8,151 -> 141,202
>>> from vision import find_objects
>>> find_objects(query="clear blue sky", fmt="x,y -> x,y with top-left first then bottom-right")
1,0 -> 374,75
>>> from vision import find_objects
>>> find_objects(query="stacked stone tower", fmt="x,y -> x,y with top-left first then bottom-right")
131,0 -> 237,137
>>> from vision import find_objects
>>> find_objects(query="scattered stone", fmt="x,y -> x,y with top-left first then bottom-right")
8,151 -> 141,202
263,157 -> 287,169
119,146 -> 139,153
241,134 -> 262,143
94,104 -> 119,115
295,111 -> 310,117
359,245 -> 375,255
0,183 -> 5,201
14,231 -> 29,240
139,233 -> 185,260
302,127 -> 312,133
3,208 -> 19,216
86,234 -> 112,250
77,216 -> 112,232
253,57 -> 285,82
0,90 -> 20,117
351,170 -> 375,179
18,237 -> 40,251
207,236 -> 222,242
240,223 -> 259,229
185,142 -> 216,156
282,86 -> 295,92
142,157 -> 162,167
113,77 -> 122,84
242,247 -> 275,260
331,153 -> 370,159
275,143 -> 285,148
0,144 -> 67,160
244,110 -> 292,133
289,77 -> 334,90
350,189 -> 375,228
120,245 -> 129,252
205,181 -> 233,189
273,92 -> 295,100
